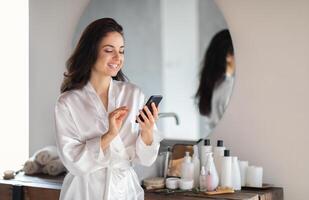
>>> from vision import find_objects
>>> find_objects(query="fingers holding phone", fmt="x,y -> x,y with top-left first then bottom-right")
142,102 -> 159,123
136,107 -> 155,131
137,104 -> 155,124
135,95 -> 162,124
151,102 -> 159,120
136,95 -> 162,131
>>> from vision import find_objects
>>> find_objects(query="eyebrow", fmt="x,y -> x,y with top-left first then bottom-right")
102,44 -> 124,48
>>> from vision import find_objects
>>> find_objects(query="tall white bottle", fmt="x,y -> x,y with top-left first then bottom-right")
213,140 -> 226,184
181,152 -> 194,180
205,153 -> 219,191
220,149 -> 232,188
192,145 -> 201,188
200,139 -> 212,168
231,156 -> 241,190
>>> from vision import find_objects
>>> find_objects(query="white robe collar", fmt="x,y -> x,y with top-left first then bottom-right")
84,79 -> 119,115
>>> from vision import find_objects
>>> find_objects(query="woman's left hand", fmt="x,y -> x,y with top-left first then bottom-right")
136,102 -> 159,145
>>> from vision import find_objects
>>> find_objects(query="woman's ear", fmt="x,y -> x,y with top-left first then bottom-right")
226,53 -> 234,64
226,53 -> 235,75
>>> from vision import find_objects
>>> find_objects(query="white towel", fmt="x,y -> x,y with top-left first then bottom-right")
35,145 -> 59,165
23,156 -> 42,175
42,159 -> 66,176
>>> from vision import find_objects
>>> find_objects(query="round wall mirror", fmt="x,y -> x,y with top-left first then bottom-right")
74,0 -> 235,142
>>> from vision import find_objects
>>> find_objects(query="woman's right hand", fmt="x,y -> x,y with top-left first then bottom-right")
108,106 -> 129,136
100,106 -> 129,150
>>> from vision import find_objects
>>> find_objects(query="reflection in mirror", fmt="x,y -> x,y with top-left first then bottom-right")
196,29 -> 235,139
74,0 -> 235,141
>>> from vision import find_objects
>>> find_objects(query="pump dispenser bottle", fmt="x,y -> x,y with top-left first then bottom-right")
201,139 -> 212,167
220,149 -> 232,188
232,156 -> 241,190
205,153 -> 219,191
213,140 -> 226,183
192,145 -> 200,188
181,152 -> 194,180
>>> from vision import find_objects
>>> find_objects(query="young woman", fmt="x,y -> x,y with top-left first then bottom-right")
55,18 -> 161,200
196,29 -> 235,136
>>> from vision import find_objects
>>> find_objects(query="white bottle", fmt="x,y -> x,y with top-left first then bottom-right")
200,139 -> 212,168
213,140 -> 226,184
199,166 -> 207,191
238,160 -> 249,187
181,152 -> 194,180
231,156 -> 241,190
205,153 -> 219,191
220,149 -> 232,188
192,145 -> 201,188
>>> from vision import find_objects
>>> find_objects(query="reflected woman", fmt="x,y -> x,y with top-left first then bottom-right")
195,29 -> 235,136
54,18 -> 161,200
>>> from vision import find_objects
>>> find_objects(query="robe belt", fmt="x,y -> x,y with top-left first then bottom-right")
104,155 -> 134,200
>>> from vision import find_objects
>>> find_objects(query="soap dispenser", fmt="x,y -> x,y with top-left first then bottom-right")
181,152 -> 194,180
213,140 -> 226,183
205,153 -> 219,191
192,145 -> 200,188
201,139 -> 212,168
232,156 -> 241,190
220,149 -> 232,188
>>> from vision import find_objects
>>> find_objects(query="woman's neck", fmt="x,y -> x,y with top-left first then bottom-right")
89,72 -> 111,97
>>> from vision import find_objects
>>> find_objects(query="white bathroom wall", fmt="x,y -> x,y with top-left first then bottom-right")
29,0 -> 90,154
212,1 -> 309,199
0,0 -> 29,173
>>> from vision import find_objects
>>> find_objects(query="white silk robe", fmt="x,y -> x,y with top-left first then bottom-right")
54,80 -> 162,200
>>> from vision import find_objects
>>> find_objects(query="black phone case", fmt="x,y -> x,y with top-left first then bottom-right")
136,95 -> 162,123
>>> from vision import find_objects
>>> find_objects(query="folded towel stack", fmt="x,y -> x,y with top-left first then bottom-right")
23,156 -> 42,175
23,145 -> 66,176
42,159 -> 67,176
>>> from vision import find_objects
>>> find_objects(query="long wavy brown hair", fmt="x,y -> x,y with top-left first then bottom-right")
195,29 -> 234,116
61,18 -> 127,93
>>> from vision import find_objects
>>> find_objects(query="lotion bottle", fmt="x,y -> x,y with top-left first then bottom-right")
205,153 -> 219,191
213,140 -> 226,184
192,145 -> 200,188
220,149 -> 232,188
181,152 -> 194,180
232,156 -> 241,190
200,139 -> 212,168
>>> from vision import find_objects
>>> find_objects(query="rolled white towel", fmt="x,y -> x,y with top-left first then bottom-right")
35,146 -> 59,165
23,156 -> 42,175
42,159 -> 66,176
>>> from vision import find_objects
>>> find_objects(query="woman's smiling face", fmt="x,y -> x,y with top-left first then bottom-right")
92,31 -> 124,77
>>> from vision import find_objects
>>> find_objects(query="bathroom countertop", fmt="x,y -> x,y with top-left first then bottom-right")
145,187 -> 283,200
0,171 -> 63,189
0,173 -> 283,200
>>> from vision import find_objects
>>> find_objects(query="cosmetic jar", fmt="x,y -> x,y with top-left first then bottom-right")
179,178 -> 194,190
143,177 -> 165,190
166,177 -> 180,189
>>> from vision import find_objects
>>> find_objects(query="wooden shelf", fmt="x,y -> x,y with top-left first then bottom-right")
145,187 -> 283,200
0,172 -> 283,200
0,172 -> 63,200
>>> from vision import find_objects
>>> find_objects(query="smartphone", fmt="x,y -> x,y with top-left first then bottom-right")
135,95 -> 163,123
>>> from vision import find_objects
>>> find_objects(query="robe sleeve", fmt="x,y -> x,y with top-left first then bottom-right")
135,91 -> 163,166
54,98 -> 109,176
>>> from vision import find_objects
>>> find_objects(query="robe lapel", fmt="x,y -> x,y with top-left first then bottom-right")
84,80 -> 127,155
